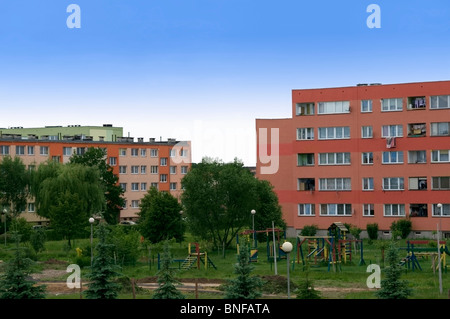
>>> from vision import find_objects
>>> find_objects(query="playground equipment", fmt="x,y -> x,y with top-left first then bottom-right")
296,222 -> 365,272
157,242 -> 217,270
400,240 -> 449,273
237,227 -> 286,262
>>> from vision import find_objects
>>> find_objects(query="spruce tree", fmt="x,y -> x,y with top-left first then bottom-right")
84,222 -> 121,299
152,240 -> 185,299
0,233 -> 46,299
376,241 -> 413,299
224,240 -> 263,299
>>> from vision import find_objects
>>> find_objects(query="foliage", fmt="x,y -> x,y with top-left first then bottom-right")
138,187 -> 185,244
366,223 -> 379,241
108,225 -> 141,266
300,225 -> 318,236
390,219 -> 412,240
152,240 -> 185,299
223,241 -> 263,299
0,156 -> 30,218
375,241 -> 413,299
349,225 -> 362,239
85,222 -> 122,299
296,277 -> 321,299
69,147 -> 125,224
10,217 -> 32,242
30,227 -> 47,254
0,233 -> 46,299
181,158 -> 285,249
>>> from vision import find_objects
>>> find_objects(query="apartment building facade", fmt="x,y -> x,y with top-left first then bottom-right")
256,81 -> 450,238
0,134 -> 191,223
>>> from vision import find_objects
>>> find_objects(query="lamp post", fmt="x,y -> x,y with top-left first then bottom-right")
89,217 -> 95,268
251,209 -> 256,248
281,241 -> 293,299
2,209 -> 7,247
437,203 -> 443,294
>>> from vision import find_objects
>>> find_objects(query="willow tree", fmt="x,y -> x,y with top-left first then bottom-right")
31,162 -> 105,247
0,156 -> 30,218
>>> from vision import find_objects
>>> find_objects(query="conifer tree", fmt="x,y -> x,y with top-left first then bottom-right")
0,233 -> 46,299
224,240 -> 263,299
84,222 -> 121,299
152,240 -> 185,299
376,241 -> 413,299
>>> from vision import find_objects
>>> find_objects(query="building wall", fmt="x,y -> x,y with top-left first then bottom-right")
256,81 -> 450,237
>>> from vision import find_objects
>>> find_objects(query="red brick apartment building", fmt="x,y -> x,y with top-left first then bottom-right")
256,81 -> 450,239
0,133 -> 191,223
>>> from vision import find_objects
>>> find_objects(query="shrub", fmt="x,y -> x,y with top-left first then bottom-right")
366,223 -> 379,241
301,225 -> 318,237
390,219 -> 412,240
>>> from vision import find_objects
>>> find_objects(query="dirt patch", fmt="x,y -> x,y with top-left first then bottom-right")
136,277 -> 225,284
32,269 -> 68,281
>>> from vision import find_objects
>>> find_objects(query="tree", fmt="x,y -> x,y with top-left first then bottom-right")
31,162 -> 105,247
152,240 -> 185,299
0,233 -> 46,299
85,222 -> 122,299
223,240 -> 263,299
0,156 -> 30,218
375,241 -> 413,299
390,219 -> 412,240
181,158 -> 285,249
138,187 -> 185,244
30,227 -> 47,255
69,147 -> 125,224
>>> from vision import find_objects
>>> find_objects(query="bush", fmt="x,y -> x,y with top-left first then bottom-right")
390,219 -> 412,240
10,218 -> 32,242
366,223 -> 379,241
301,225 -> 318,237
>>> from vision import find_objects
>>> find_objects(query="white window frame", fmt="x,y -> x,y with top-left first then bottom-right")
383,177 -> 404,191
181,166 -> 188,174
362,178 -> 374,191
297,153 -> 315,166
408,150 -> 426,164
63,147 -> 72,156
318,178 -> 351,191
381,98 -> 403,112
150,149 -> 158,157
131,183 -> 139,191
318,152 -> 351,165
320,204 -> 352,216
361,126 -> 373,138
318,101 -> 350,114
296,103 -> 315,116
119,166 -> 127,174
430,95 -> 450,109
297,128 -> 314,140
151,166 -> 159,174
430,122 -> 450,136
384,204 -> 405,216
40,146 -> 49,156
382,125 -> 403,138
361,100 -> 373,113
160,174 -> 168,183
298,204 -> 315,216
363,204 -> 374,216
160,158 -> 167,166
362,152 -> 373,165
15,145 -> 25,155
318,126 -> 350,140
431,150 -> 450,163
432,204 -> 450,216
382,151 -> 404,164
131,166 -> 139,174
431,177 -> 450,190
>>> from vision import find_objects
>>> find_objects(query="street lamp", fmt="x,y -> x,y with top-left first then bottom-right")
89,217 -> 95,268
437,203 -> 443,294
281,241 -> 293,299
251,209 -> 256,248
2,209 -> 7,247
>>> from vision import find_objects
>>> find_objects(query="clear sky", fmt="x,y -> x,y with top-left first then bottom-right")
0,1 -> 449,166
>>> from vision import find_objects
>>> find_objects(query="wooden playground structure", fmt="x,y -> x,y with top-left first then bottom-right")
400,240 -> 449,273
236,227 -> 287,262
158,242 -> 217,270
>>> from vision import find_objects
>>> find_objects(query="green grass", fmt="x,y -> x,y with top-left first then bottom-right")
0,236 -> 449,299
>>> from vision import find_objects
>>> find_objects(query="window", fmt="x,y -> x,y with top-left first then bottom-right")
52,156 -> 61,162
170,183 -> 177,191
362,178 -> 374,191
319,178 -> 351,191
131,200 -> 140,208
40,146 -> 49,156
383,177 -> 404,191
410,204 -> 428,217
141,183 -> 147,191
151,182 -> 158,189
131,166 -> 139,174
15,146 -> 25,155
318,127 -> 350,140
431,122 -> 450,136
318,101 -> 350,114
320,204 -> 352,216
160,158 -> 167,166
160,174 -> 168,183
76,147 -> 86,155
119,166 -> 127,174
122,201 -> 127,209
432,150 -> 450,163
382,151 -> 404,164
27,146 -> 34,155
298,204 -> 315,216
432,177 -> 450,190
430,95 -> 450,109
297,128 -> 314,140
141,165 -> 147,174
297,153 -> 314,166
109,157 -> 117,166
381,98 -> 403,111
382,125 -> 403,137
140,149 -> 147,157
131,183 -> 139,191
120,183 -> 127,191
63,147 -> 72,156
180,149 -> 188,157
318,152 -> 351,165
28,203 -> 35,213
181,166 -> 188,174
363,204 -> 374,216
296,102 -> 315,115
407,123 -> 426,137
408,150 -> 426,164
407,96 -> 426,109
384,204 -> 405,216
170,166 -> 177,174
131,148 -> 139,157
361,100 -> 372,113
409,177 -> 427,190
362,152 -> 373,164
28,165 -> 36,171
432,204 -> 450,216
361,126 -> 373,138
150,149 -> 158,157
170,149 -> 177,157
0,146 -> 10,155
151,166 -> 158,174
297,178 -> 315,191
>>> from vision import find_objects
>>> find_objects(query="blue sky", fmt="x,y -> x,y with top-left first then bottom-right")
0,1 -> 449,165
